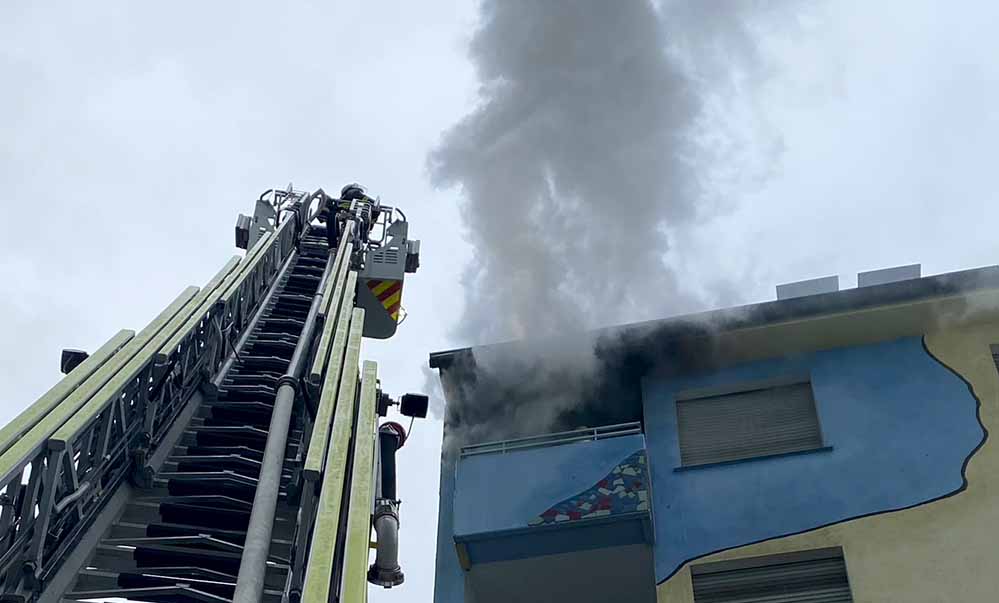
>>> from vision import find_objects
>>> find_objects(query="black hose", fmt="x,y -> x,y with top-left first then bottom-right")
378,424 -> 404,500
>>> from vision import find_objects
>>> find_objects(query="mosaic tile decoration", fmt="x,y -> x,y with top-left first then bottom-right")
528,450 -> 649,526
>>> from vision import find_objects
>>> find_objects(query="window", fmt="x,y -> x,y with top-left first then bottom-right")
676,381 -> 823,467
691,547 -> 854,603
991,344 -> 999,373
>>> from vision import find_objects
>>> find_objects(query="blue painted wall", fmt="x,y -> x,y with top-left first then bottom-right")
643,336 -> 983,583
434,452 -> 465,603
436,435 -> 647,603
453,434 -> 645,537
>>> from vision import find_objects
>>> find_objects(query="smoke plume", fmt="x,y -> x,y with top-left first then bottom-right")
428,1 -> 804,445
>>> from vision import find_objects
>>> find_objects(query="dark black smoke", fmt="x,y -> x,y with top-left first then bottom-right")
432,319 -> 725,452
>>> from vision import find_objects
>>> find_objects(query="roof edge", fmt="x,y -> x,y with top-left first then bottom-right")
428,264 -> 999,371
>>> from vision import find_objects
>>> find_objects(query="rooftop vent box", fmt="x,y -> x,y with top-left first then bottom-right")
858,264 -> 921,288
776,275 -> 839,300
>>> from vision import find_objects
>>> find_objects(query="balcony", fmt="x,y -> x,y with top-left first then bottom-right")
452,423 -> 655,602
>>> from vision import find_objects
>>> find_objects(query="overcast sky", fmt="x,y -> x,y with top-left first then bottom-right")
3,2 -> 999,601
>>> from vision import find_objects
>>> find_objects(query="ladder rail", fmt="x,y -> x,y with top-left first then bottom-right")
301,308 -> 366,603
0,285 -> 201,592
0,210 -> 300,599
0,330 -> 134,459
231,244 -> 339,603
340,360 -> 380,603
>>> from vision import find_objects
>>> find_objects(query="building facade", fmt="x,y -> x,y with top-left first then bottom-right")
430,266 -> 999,602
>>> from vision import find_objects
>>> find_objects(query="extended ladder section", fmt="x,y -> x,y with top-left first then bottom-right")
0,187 -> 421,603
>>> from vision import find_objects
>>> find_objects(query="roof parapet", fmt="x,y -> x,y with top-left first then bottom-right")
858,263 -> 921,288
776,275 -> 839,300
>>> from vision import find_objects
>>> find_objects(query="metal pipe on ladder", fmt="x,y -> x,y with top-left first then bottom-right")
232,246 -> 339,603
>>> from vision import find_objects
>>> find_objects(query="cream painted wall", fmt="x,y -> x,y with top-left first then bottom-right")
657,322 -> 999,603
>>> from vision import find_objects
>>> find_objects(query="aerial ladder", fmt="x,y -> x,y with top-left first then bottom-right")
0,185 -> 427,603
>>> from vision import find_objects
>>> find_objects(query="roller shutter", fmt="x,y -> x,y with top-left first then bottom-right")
677,382 -> 822,467
691,547 -> 853,603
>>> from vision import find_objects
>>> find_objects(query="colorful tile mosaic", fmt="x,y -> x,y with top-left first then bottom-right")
528,450 -> 649,526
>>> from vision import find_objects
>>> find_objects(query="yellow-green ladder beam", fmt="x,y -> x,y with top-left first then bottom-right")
154,246 -> 263,364
0,329 -> 134,459
219,214 -> 295,305
0,284 -> 200,478
155,212 -> 295,365
304,270 -> 358,480
308,239 -> 355,397
52,254 -> 241,445
301,307 -> 365,602
341,360 -> 379,603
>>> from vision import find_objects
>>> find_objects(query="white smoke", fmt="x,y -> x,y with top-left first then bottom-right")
428,0 -> 812,445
